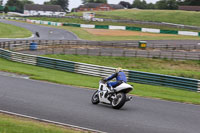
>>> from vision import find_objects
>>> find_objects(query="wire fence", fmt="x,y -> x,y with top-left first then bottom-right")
1,40 -> 200,60
1,39 -> 200,50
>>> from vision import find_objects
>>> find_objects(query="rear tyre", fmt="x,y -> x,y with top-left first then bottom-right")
91,90 -> 99,104
111,92 -> 126,109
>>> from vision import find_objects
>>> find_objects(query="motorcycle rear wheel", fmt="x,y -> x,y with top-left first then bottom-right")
91,90 -> 99,104
111,92 -> 126,109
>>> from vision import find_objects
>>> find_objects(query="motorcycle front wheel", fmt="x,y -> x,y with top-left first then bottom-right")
111,92 -> 126,109
91,90 -> 100,104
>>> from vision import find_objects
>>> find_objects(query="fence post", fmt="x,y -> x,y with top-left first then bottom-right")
99,49 -> 101,56
75,48 -> 78,55
87,48 -> 89,55
185,53 -> 187,60
52,47 -> 54,54
123,50 -> 125,57
135,51 -> 138,57
166,44 -> 168,50
159,52 -> 161,58
199,54 -> 200,61
171,51 -> 174,60
63,46 -> 66,54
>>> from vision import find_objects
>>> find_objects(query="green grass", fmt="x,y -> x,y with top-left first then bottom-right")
59,26 -> 200,41
0,113 -> 85,133
69,9 -> 200,27
0,58 -> 200,105
27,16 -> 200,32
44,54 -> 200,79
0,22 -> 32,38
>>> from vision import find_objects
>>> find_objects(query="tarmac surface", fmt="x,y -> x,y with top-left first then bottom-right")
0,74 -> 200,133
0,19 -> 79,41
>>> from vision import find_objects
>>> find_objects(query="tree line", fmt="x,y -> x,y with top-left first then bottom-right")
82,0 -> 200,10
0,0 -> 68,13
131,0 -> 200,10
1,0 -> 200,13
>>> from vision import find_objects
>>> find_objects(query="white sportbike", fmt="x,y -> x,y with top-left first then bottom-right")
91,78 -> 133,109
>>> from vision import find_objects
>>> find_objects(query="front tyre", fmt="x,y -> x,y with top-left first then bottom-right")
111,92 -> 126,109
91,90 -> 99,104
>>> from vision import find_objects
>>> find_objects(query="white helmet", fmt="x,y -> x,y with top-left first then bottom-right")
115,67 -> 122,73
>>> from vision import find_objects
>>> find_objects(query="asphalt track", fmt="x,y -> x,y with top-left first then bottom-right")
0,19 -> 79,41
0,19 -> 200,45
0,74 -> 200,133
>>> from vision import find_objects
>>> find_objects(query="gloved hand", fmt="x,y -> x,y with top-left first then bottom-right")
102,78 -> 107,83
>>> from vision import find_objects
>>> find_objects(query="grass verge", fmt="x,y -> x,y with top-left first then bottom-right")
27,15 -> 200,32
57,26 -> 200,41
0,22 -> 32,38
12,19 -> 200,40
0,113 -> 87,133
0,58 -> 199,105
69,9 -> 200,27
44,54 -> 200,79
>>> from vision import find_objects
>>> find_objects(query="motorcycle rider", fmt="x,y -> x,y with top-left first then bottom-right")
104,67 -> 127,93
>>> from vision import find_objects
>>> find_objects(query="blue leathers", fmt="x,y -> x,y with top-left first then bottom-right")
106,71 -> 127,89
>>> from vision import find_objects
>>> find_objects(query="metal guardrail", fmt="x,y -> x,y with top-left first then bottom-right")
128,71 -> 200,91
0,48 -> 199,92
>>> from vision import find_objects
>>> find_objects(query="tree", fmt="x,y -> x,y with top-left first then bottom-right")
132,0 -> 147,9
57,0 -> 69,11
0,0 -> 3,6
44,0 -> 57,5
119,1 -> 132,9
21,0 -> 34,5
155,0 -> 178,10
181,0 -> 200,5
44,0 -> 69,11
146,3 -> 155,9
4,6 -> 8,13
6,0 -> 34,12
82,0 -> 107,4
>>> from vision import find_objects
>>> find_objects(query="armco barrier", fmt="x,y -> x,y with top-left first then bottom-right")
0,48 -> 200,91
126,26 -> 142,31
160,30 -> 178,35
11,52 -> 37,65
0,48 -> 11,60
128,71 -> 199,91
95,25 -> 109,29
37,56 -> 75,72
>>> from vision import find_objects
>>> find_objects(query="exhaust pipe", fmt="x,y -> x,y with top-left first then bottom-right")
126,96 -> 133,102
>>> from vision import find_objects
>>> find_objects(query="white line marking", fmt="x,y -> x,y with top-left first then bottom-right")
0,34 -> 34,40
0,71 -> 29,79
0,109 -> 105,133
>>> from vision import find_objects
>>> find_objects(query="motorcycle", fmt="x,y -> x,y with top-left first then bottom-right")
91,78 -> 133,109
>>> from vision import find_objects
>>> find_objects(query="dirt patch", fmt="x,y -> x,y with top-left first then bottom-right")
84,29 -> 177,37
